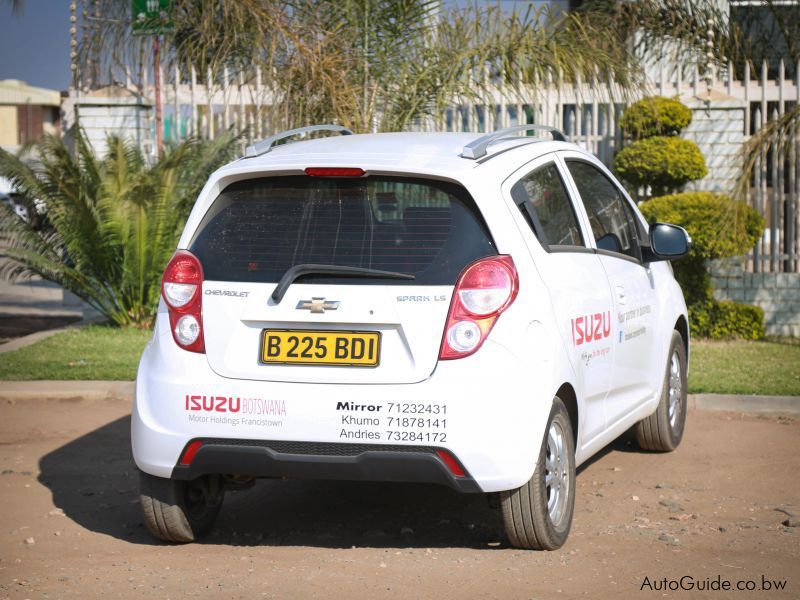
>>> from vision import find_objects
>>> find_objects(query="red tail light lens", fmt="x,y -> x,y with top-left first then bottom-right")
436,449 -> 466,477
162,250 -> 205,353
439,255 -> 518,360
180,440 -> 203,465
304,167 -> 365,177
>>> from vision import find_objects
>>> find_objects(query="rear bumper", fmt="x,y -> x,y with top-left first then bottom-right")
171,438 -> 482,493
133,312 -> 558,493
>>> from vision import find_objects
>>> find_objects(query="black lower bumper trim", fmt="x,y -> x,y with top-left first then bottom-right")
171,439 -> 482,493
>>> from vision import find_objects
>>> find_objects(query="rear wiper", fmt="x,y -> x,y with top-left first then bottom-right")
271,263 -> 415,304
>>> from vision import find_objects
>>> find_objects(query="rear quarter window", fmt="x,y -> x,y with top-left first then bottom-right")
188,175 -> 496,285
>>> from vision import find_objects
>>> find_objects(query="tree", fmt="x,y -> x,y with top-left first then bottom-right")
0,130 -> 241,327
80,0 -> 644,134
579,0 -> 799,79
734,105 -> 800,202
614,96 -> 706,198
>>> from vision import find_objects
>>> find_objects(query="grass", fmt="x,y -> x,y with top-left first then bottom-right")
0,326 -> 798,395
0,325 -> 151,381
688,339 -> 800,396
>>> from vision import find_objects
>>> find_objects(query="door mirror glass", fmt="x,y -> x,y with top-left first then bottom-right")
647,223 -> 691,260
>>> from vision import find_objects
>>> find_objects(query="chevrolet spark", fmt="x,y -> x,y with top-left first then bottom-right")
133,124 -> 691,549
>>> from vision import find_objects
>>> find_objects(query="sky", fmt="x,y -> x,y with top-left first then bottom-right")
0,0 -> 71,90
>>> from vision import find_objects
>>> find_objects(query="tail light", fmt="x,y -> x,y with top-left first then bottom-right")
439,255 -> 518,360
162,250 -> 205,353
304,167 -> 365,177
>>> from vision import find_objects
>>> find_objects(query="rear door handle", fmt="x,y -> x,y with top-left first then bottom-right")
615,285 -> 626,305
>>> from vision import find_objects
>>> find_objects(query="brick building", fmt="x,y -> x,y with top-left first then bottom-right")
0,79 -> 61,152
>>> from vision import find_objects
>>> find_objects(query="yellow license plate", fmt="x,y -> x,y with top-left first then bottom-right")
260,330 -> 381,366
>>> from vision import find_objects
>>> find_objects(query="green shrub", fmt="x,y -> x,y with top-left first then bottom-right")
639,192 -> 764,261
690,301 -> 765,340
639,192 -> 766,340
614,136 -> 707,194
619,96 -> 692,139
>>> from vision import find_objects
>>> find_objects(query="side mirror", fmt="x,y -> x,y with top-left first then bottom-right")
643,223 -> 691,262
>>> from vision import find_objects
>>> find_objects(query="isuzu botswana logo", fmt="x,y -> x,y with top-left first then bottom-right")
184,395 -> 287,415
571,311 -> 612,346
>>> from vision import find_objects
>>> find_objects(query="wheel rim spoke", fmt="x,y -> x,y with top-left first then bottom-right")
667,351 -> 682,428
545,420 -> 569,526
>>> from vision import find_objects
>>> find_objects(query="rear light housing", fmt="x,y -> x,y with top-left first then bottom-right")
162,250 -> 205,353
439,255 -> 518,360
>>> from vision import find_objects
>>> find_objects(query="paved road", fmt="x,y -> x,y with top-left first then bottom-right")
0,253 -> 91,343
0,395 -> 797,599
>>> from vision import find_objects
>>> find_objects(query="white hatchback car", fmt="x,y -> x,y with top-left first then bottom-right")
133,124 -> 690,549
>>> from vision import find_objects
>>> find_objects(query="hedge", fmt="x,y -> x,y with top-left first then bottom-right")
639,192 -> 766,339
639,192 -> 764,260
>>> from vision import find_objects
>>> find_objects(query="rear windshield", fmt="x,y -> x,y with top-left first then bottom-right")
189,175 -> 496,285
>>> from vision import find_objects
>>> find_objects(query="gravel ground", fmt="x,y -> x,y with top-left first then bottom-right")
0,395 -> 797,599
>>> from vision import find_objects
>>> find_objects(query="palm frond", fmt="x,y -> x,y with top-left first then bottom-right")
0,129 -> 241,327
733,105 -> 800,202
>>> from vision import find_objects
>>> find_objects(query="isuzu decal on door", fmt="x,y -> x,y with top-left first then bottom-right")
571,311 -> 612,346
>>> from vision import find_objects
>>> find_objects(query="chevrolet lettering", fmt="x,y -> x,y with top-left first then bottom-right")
133,124 -> 691,549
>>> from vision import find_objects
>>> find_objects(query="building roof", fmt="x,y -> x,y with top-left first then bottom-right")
0,79 -> 61,107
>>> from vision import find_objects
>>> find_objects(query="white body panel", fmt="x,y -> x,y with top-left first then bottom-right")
133,132 -> 689,492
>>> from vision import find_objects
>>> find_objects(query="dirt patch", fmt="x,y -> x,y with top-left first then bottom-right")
0,398 -> 797,598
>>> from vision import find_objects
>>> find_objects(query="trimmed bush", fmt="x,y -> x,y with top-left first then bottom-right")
639,192 -> 766,340
619,96 -> 692,139
614,136 -> 707,193
639,192 -> 764,261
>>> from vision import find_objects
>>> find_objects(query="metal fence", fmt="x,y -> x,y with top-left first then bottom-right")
111,58 -> 800,273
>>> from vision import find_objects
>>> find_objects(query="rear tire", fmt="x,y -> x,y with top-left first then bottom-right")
635,330 -> 687,452
500,397 -> 575,550
139,471 -> 224,543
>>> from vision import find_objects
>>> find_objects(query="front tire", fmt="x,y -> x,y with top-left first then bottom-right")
500,397 -> 576,550
139,471 -> 224,543
635,330 -> 688,452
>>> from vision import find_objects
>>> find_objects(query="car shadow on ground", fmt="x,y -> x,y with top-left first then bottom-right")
38,416 -> 652,549
576,427 -> 643,476
38,416 -> 507,549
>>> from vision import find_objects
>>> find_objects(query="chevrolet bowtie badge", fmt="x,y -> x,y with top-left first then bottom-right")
296,298 -> 340,314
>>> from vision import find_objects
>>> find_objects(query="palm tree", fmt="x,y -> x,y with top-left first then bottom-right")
734,105 -> 800,202
0,130 -> 241,327
80,0 -> 644,134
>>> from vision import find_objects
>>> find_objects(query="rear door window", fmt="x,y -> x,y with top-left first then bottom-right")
189,175 -> 496,284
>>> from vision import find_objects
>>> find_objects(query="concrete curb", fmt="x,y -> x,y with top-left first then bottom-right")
688,393 -> 800,415
0,315 -> 108,354
0,382 -> 797,415
0,380 -> 134,401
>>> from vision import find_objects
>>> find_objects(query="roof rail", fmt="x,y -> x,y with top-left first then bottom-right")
244,124 -> 354,158
461,125 -> 567,160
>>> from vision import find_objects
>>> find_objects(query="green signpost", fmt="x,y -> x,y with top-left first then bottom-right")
131,0 -> 173,36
